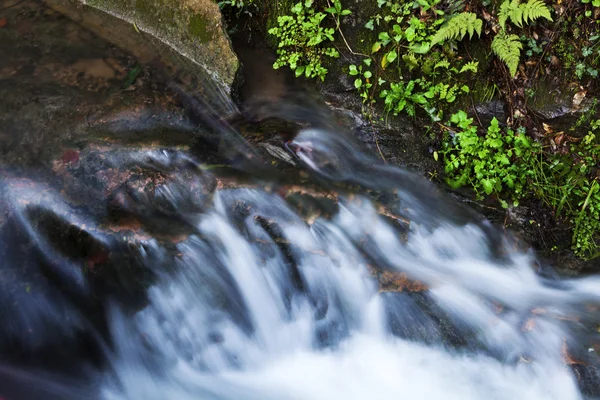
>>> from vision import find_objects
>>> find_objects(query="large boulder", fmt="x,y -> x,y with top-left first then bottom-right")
44,0 -> 239,97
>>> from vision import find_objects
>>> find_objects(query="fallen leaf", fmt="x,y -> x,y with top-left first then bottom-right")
573,90 -> 587,108
376,269 -> 428,292
0,18 -> 6,29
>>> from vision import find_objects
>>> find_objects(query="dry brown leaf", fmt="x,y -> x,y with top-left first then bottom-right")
376,269 -> 428,293
573,90 -> 587,108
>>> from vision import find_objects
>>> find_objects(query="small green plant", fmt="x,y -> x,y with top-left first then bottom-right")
325,0 -> 352,28
267,0 -> 344,80
348,59 -> 375,103
522,36 -> 546,57
556,128 -> 600,258
442,111 -> 538,206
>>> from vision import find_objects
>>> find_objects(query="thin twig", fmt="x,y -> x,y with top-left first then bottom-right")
325,0 -> 369,57
374,133 -> 387,163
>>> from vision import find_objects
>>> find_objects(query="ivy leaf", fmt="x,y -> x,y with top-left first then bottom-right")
365,20 -> 375,30
482,179 -> 494,195
341,9 -> 352,16
305,64 -> 313,77
488,138 -> 503,149
503,175 -> 515,188
386,50 -> 398,63
497,154 -> 510,165
409,42 -> 431,54
405,27 -> 416,42
363,70 -> 373,79
295,66 -> 305,77
381,55 -> 389,69
354,78 -> 363,89
378,31 -> 391,44
348,64 -> 359,75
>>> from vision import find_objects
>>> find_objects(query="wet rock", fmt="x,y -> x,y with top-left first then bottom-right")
44,0 -> 239,97
528,80 -> 597,133
473,100 -> 508,127
0,0 -> 226,331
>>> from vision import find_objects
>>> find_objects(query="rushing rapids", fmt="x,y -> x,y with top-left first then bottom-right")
1,3 -> 600,396
2,98 -> 600,399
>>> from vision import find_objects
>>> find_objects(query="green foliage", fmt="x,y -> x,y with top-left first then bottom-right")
582,0 -> 600,7
534,127 -> 600,259
349,59 -> 375,103
442,112 -> 537,204
441,111 -> 600,259
491,31 -> 523,76
267,0 -> 344,80
247,0 -> 600,259
430,12 -> 482,46
354,0 -> 478,118
522,35 -> 546,57
492,0 -> 552,76
325,0 -> 352,28
498,0 -> 552,30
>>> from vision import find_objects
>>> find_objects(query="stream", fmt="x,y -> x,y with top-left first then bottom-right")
1,1 -> 600,399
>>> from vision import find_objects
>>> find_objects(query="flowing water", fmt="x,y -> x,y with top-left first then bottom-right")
2,102 -> 600,398
1,4 -> 600,395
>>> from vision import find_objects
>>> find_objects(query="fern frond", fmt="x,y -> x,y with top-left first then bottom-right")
459,60 -> 479,73
491,32 -> 523,77
498,0 -> 519,29
498,0 -> 552,28
521,0 -> 553,25
431,12 -> 482,46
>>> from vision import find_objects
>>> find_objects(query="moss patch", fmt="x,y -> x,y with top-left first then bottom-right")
188,12 -> 214,43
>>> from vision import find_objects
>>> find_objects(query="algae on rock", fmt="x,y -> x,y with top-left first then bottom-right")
79,0 -> 239,95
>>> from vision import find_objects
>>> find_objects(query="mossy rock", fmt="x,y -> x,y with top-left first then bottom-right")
66,0 -> 240,94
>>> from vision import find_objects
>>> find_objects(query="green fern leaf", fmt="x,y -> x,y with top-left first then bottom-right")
491,32 -> 523,77
509,0 -> 524,27
459,61 -> 479,73
498,0 -> 518,29
499,0 -> 552,28
521,0 -> 553,25
431,12 -> 483,46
